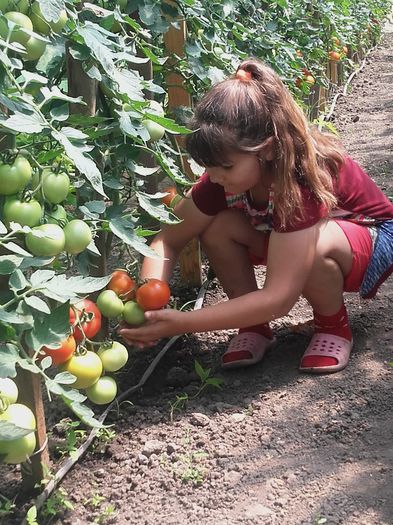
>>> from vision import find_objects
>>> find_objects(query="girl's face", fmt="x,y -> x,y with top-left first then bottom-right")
206,152 -> 265,194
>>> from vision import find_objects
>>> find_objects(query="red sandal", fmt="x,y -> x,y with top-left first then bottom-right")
299,333 -> 353,374
221,332 -> 276,369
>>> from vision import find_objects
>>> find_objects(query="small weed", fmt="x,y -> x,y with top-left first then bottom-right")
55,419 -> 87,460
179,450 -> 209,485
84,493 -> 106,509
92,427 -> 116,453
169,360 -> 224,421
94,503 -> 116,524
0,494 -> 16,524
315,516 -> 328,524
25,506 -> 38,525
41,487 -> 74,520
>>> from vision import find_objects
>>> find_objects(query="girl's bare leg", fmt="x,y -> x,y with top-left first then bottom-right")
200,209 -> 268,299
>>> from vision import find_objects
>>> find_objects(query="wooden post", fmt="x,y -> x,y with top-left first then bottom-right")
164,20 -> 202,287
16,367 -> 49,493
328,60 -> 339,85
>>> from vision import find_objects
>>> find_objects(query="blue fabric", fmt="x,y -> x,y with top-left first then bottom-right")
360,220 -> 393,298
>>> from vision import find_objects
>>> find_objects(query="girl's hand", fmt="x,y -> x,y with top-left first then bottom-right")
118,308 -> 184,348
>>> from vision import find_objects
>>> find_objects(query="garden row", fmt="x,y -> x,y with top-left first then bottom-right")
0,0 -> 389,515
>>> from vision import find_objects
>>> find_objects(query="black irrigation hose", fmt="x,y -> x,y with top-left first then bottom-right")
22,277 -> 213,523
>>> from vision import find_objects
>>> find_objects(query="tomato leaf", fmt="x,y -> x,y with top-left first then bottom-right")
0,255 -> 23,275
24,302 -> 70,352
9,269 -> 28,292
66,400 -> 104,428
0,344 -> 19,378
24,296 -> 51,315
0,421 -> 33,441
109,216 -> 161,259
0,112 -> 46,134
54,372 -> 78,385
137,192 -> 181,225
2,242 -> 33,257
37,0 -> 66,23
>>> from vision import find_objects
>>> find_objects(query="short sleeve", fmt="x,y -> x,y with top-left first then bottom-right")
191,172 -> 227,215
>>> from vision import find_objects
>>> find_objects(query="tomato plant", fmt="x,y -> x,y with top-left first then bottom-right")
142,119 -> 166,142
85,376 -> 117,405
41,335 -> 76,366
70,299 -> 102,342
46,205 -> 67,226
60,351 -> 103,389
1,11 -> 32,45
30,2 -> 67,35
136,279 -> 171,311
96,289 -> 124,319
107,270 -> 136,301
97,341 -> 128,372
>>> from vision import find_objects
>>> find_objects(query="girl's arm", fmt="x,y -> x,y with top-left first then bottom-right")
139,192 -> 214,282
120,223 -> 318,344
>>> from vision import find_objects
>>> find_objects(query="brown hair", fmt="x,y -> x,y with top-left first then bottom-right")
186,58 -> 345,228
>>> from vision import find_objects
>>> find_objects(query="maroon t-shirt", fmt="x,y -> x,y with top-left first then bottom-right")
191,157 -> 393,232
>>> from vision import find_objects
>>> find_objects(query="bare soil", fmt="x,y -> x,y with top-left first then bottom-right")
4,24 -> 393,525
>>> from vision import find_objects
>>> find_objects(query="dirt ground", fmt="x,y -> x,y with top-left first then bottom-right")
4,22 -> 393,525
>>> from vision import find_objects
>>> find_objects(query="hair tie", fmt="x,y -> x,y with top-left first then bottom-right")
235,69 -> 252,81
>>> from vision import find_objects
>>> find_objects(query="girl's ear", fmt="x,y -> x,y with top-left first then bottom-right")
258,136 -> 276,162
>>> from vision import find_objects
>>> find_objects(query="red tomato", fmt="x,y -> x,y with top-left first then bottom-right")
136,279 -> 171,311
107,270 -> 136,301
69,299 -> 102,342
41,335 -> 76,365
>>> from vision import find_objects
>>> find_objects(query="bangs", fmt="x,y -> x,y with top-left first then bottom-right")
186,125 -> 238,167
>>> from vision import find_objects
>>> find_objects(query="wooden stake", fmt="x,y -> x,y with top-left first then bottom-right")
164,20 -> 202,287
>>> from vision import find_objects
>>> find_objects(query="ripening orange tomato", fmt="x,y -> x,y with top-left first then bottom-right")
108,270 -> 136,301
329,51 -> 341,61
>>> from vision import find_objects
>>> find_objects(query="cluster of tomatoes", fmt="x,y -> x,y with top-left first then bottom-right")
0,153 -> 93,257
0,0 -> 67,62
0,377 -> 37,464
96,270 -> 171,326
40,298 -> 127,406
328,36 -> 349,62
39,271 -> 171,406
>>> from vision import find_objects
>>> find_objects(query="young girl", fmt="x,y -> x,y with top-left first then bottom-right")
119,58 -> 393,373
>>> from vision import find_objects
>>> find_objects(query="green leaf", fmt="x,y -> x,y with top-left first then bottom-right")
9,269 -> 28,292
30,269 -> 55,287
137,193 -> 181,225
24,296 -> 51,315
143,113 -> 191,135
0,421 -> 33,441
0,221 -> 6,234
43,274 -> 110,297
37,0 -> 66,22
17,358 -> 41,374
54,372 -> 77,385
0,255 -> 23,275
63,398 -> 104,428
0,309 -> 31,325
0,344 -> 20,378
52,130 -> 106,198
0,323 -> 16,343
24,302 -> 70,352
2,242 -> 33,257
109,216 -> 161,259
0,111 -> 46,134
41,86 -> 84,107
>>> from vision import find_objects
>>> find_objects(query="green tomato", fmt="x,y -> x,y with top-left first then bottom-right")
60,351 -> 103,389
63,219 -> 92,255
0,155 -> 32,195
96,290 -> 124,319
0,378 -> 18,404
0,431 -> 36,464
41,170 -> 70,204
85,376 -> 117,405
46,205 -> 67,226
30,2 -> 67,35
24,35 -> 46,61
1,11 -> 33,45
3,197 -> 42,227
25,223 -> 65,257
97,341 -> 128,372
142,119 -> 165,142
0,403 -> 36,429
122,300 -> 145,326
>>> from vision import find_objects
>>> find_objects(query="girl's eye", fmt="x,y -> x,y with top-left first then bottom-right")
222,165 -> 233,170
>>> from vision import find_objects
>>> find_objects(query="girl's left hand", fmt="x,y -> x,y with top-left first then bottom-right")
118,308 -> 184,348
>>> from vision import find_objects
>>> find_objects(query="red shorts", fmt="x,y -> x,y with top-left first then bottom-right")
249,220 -> 373,293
